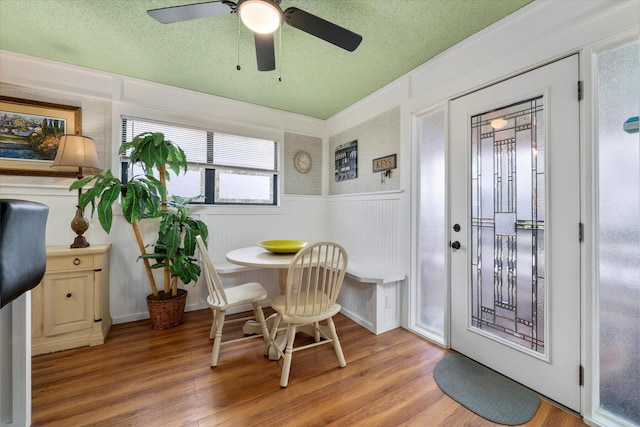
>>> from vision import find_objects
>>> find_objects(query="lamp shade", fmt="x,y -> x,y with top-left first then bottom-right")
238,0 -> 282,34
51,134 -> 102,174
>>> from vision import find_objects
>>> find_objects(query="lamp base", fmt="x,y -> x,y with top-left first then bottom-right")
71,236 -> 90,249
70,205 -> 90,249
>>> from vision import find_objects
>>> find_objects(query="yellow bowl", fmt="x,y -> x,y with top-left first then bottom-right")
257,240 -> 308,254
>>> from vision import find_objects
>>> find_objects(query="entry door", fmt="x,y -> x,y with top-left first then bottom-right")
449,55 -> 581,411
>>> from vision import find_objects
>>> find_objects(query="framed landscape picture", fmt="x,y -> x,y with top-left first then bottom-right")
0,96 -> 82,177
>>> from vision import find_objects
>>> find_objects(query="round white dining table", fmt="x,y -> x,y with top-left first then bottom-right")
226,245 -> 296,269
226,246 -> 296,293
225,245 -> 300,360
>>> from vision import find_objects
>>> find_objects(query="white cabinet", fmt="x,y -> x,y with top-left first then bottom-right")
31,244 -> 111,355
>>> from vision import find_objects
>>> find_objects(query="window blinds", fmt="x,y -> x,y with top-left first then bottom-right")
122,117 -> 277,171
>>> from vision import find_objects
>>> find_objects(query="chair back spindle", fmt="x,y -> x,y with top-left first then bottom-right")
285,242 -> 347,317
195,235 -> 269,367
196,235 -> 228,306
269,241 -> 348,387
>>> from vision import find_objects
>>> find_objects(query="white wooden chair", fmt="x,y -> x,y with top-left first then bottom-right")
268,241 -> 348,387
195,235 -> 270,367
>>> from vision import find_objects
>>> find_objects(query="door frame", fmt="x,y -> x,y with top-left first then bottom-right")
447,54 -> 582,411
406,5 -> 639,424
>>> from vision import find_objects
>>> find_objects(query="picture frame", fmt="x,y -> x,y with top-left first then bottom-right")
0,96 -> 82,177
334,140 -> 358,182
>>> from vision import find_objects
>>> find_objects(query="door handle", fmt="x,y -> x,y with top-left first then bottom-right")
450,241 -> 461,250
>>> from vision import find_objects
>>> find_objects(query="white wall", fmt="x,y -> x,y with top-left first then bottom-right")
1,0 -> 638,424
1,0 -> 635,327
0,53 -> 330,323
322,1 -> 639,425
284,132 -> 323,195
328,107 -> 401,195
0,64 -> 330,422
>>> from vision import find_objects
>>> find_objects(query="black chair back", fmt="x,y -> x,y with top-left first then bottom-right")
0,199 -> 49,309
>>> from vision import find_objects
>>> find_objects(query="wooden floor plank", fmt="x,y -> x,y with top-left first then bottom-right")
31,309 -> 586,426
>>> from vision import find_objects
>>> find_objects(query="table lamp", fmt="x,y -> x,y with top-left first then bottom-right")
51,134 -> 102,248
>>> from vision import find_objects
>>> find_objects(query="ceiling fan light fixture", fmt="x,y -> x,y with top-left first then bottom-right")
238,0 -> 282,34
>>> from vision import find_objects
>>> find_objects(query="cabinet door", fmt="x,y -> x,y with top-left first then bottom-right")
43,271 -> 94,336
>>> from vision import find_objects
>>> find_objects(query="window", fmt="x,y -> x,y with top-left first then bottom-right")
416,107 -> 446,343
596,39 -> 639,425
121,117 -> 278,205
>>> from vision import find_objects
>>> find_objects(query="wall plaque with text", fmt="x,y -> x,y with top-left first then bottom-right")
372,154 -> 397,173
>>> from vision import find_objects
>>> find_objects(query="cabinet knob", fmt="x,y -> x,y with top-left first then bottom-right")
73,258 -> 81,266
66,293 -> 72,298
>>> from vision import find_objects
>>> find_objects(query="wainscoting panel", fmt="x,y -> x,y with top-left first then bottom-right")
326,191 -> 403,269
337,277 -> 403,334
109,195 -> 326,323
326,191 -> 407,333
0,185 -> 326,324
338,278 -> 376,332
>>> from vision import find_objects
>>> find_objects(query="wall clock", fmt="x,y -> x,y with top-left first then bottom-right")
294,150 -> 312,174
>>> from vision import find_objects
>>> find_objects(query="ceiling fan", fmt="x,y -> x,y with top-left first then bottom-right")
147,0 -> 363,71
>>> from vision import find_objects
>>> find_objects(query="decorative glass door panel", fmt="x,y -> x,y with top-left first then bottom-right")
470,97 -> 546,355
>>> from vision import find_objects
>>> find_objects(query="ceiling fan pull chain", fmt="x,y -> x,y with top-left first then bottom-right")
278,24 -> 282,82
236,16 -> 241,71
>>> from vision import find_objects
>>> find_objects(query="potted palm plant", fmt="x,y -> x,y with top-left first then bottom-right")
72,132 -> 208,329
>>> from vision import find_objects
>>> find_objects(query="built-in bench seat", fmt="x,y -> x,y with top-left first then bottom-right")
338,257 -> 406,335
215,257 -> 406,335
343,257 -> 405,285
214,260 -> 256,275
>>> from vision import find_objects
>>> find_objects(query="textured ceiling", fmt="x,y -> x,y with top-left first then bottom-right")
0,0 -> 532,119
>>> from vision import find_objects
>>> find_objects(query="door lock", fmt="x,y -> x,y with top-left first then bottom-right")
450,241 -> 461,250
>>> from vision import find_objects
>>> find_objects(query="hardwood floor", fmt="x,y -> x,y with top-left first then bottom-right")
32,309 -> 586,426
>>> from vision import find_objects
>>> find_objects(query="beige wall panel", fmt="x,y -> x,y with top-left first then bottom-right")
0,83 -> 112,184
328,107 -> 400,195
283,132 -> 322,195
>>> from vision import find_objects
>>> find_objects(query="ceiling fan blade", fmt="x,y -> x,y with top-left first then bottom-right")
283,7 -> 362,52
254,33 -> 276,71
147,1 -> 235,24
